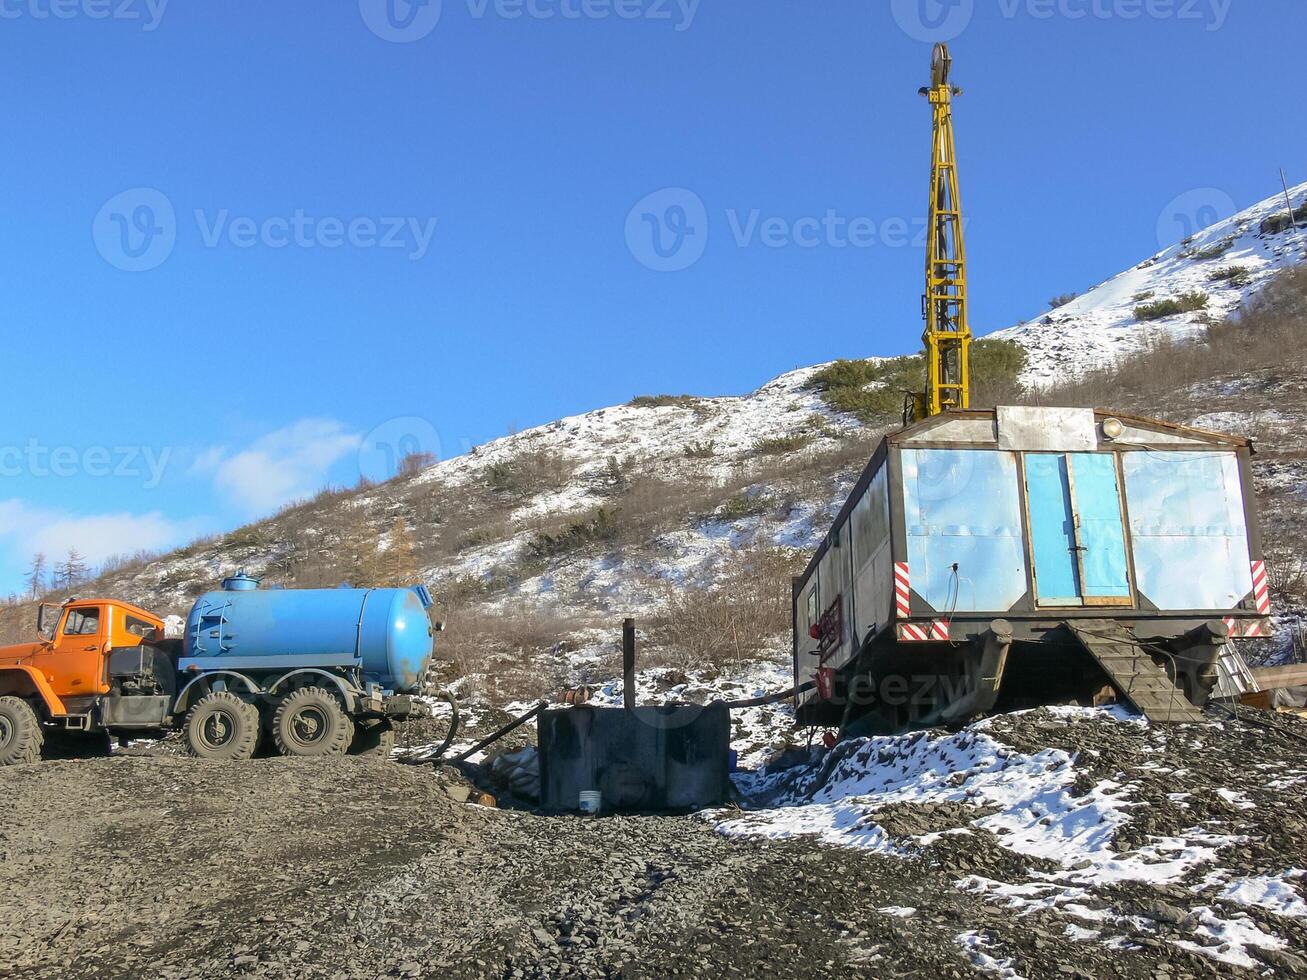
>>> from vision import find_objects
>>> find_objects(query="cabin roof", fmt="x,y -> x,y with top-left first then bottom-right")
887,406 -> 1251,452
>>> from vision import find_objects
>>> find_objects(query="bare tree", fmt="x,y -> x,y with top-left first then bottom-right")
55,549 -> 89,591
25,553 -> 47,599
376,518 -> 420,588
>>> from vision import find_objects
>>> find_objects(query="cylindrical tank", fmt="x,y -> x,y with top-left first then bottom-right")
183,576 -> 434,693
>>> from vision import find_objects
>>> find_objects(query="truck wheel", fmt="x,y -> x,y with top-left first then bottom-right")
184,691 -> 259,761
273,687 -> 353,758
0,697 -> 43,766
350,719 -> 395,758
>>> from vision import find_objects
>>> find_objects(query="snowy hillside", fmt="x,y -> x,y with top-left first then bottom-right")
994,182 -> 1307,383
4,178 -> 1305,681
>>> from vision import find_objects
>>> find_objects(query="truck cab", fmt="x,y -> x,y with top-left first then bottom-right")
0,599 -> 165,763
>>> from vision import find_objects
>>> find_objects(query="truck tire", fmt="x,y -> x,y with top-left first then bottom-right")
184,691 -> 259,761
273,687 -> 353,758
0,697 -> 43,766
350,718 -> 395,758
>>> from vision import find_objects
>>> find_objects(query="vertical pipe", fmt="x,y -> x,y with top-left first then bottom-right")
622,618 -> 636,711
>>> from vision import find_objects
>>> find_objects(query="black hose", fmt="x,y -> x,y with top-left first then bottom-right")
719,680 -> 815,710
396,689 -> 461,765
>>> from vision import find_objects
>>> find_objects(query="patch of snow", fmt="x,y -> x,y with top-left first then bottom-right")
877,906 -> 917,918
1218,871 -> 1307,919
1172,907 -> 1286,969
955,931 -> 1026,979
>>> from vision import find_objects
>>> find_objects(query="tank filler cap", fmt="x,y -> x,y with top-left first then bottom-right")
222,571 -> 261,591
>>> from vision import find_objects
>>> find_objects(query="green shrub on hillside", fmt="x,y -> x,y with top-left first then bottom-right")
1134,292 -> 1210,322
809,339 -> 1027,424
752,433 -> 811,456
629,394 -> 700,409
527,508 -> 620,559
1210,266 -> 1252,288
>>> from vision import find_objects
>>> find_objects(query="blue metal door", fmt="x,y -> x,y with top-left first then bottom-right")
1025,453 -> 1132,606
1025,454 -> 1082,605
1068,453 -> 1132,602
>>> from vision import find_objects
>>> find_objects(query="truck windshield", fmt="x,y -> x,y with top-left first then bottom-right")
62,608 -> 101,636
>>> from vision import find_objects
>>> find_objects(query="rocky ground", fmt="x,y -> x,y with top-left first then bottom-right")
1,702 -> 1305,979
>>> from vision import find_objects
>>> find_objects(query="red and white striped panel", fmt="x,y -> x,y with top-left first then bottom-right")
893,562 -> 911,619
1251,560 -> 1271,615
899,619 -> 950,642
1224,617 -> 1267,639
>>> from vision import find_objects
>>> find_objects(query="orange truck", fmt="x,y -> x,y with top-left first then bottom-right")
0,579 -> 436,765
0,598 -> 163,764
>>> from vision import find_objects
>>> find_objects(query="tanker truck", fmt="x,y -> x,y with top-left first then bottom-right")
0,573 -> 437,765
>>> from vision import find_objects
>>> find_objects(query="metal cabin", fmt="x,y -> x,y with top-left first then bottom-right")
793,406 -> 1271,732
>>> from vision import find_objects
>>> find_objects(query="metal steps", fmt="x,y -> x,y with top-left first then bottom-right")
1068,620 -> 1206,724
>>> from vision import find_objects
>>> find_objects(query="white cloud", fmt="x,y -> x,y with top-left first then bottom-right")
191,418 -> 361,515
0,500 -> 201,570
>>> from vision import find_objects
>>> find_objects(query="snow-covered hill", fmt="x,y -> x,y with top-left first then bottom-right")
4,178 -> 1304,676
995,182 -> 1307,383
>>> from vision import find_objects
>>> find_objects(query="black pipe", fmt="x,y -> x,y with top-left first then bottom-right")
623,618 -> 636,711
449,700 -> 548,765
719,680 -> 816,710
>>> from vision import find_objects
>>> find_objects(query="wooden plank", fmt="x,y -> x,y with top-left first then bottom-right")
1251,665 -> 1307,690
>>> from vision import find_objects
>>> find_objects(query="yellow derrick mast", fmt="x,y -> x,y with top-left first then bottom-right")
909,43 -> 971,422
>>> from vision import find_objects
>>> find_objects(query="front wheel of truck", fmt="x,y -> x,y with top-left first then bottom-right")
184,691 -> 259,761
0,696 -> 43,766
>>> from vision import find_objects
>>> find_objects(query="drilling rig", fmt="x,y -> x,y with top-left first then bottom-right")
908,43 -> 971,422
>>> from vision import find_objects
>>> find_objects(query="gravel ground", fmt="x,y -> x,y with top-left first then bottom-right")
1,708 -> 1305,979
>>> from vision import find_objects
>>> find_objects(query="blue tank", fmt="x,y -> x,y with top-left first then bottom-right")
182,576 -> 435,693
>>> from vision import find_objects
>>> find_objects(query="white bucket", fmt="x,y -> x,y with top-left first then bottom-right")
578,790 -> 602,815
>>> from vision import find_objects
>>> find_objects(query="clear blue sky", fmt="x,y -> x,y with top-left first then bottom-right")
0,0 -> 1303,595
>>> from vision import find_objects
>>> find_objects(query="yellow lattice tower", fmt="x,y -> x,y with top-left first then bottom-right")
909,43 -> 971,422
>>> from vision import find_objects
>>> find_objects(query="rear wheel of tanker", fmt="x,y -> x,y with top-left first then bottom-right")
350,718 -> 395,759
0,696 -> 44,766
273,687 -> 353,758
184,691 -> 260,761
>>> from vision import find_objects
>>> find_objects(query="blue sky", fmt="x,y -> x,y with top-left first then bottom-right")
0,0 -> 1303,595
